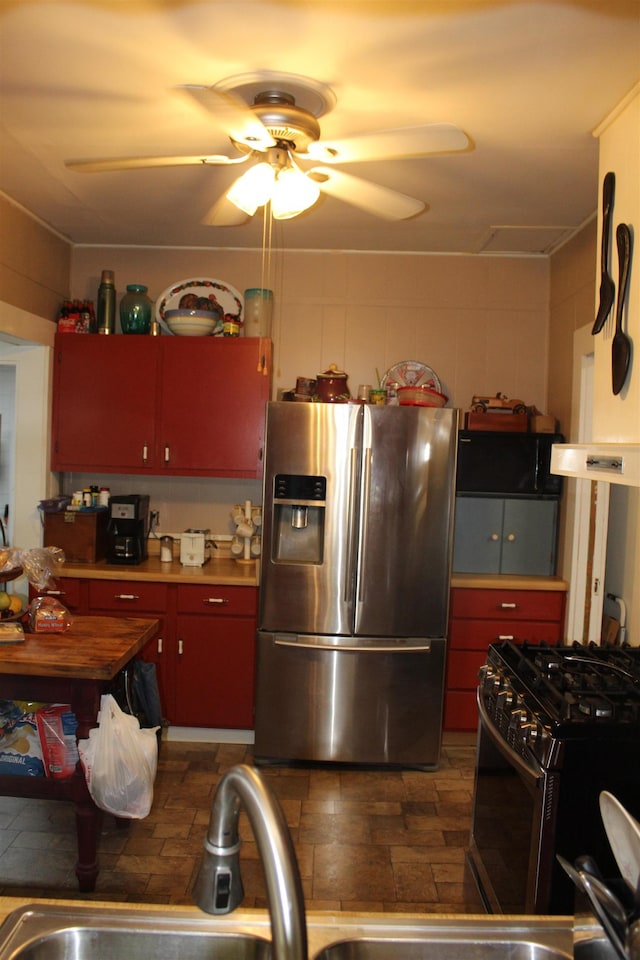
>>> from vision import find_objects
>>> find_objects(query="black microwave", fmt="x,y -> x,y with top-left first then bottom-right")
456,430 -> 563,497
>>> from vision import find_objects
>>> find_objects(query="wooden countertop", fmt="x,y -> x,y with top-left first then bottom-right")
0,616 -> 158,679
451,573 -> 568,591
57,562 -> 563,593
57,557 -> 259,587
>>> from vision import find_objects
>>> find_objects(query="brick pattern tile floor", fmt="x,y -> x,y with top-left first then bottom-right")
0,733 -> 479,912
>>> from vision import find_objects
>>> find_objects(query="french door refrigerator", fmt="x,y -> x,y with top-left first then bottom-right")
255,401 -> 458,768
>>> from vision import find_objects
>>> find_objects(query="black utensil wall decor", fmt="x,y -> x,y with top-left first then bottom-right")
592,171 -> 616,335
612,222 -> 632,396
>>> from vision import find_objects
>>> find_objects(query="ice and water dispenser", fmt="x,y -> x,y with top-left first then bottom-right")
271,474 -> 326,563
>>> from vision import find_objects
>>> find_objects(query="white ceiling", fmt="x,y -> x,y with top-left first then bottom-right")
1,0 -> 639,255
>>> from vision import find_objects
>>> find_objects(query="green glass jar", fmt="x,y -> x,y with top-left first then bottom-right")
120,284 -> 152,334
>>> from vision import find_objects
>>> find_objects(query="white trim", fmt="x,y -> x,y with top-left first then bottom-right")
565,325 -> 610,644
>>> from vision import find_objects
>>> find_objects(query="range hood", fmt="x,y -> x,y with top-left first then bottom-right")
551,442 -> 640,487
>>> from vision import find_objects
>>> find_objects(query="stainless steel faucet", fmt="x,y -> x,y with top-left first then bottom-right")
193,763 -> 308,960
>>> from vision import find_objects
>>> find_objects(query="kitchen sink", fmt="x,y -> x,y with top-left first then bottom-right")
0,905 -> 272,960
0,904 -> 585,960
314,936 -> 572,960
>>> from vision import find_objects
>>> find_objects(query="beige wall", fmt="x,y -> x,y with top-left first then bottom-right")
71,246 -> 551,417
548,219 -> 597,438
0,194 -> 70,325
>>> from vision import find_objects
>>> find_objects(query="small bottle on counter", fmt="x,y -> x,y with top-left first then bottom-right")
98,487 -> 110,507
96,270 -> 116,334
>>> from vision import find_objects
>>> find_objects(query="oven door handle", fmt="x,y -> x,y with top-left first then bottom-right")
476,690 -> 545,784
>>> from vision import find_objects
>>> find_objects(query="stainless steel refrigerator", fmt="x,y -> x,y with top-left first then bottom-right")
255,401 -> 458,768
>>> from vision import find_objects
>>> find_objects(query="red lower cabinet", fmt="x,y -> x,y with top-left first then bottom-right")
444,587 -> 566,732
55,576 -> 258,730
174,585 -> 257,729
87,579 -> 170,721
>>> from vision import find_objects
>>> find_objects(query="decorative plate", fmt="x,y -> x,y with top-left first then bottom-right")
156,278 -> 244,336
382,360 -> 442,393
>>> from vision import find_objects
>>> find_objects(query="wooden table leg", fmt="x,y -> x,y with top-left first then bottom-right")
73,794 -> 103,891
70,678 -> 103,891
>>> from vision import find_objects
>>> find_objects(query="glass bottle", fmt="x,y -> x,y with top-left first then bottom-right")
120,284 -> 152,335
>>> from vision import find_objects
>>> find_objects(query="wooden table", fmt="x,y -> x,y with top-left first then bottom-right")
0,616 -> 159,891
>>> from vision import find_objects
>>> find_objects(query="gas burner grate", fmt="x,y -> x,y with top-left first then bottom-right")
490,640 -> 640,729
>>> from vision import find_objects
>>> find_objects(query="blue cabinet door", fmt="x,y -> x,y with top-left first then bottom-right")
453,497 -> 557,575
453,498 -> 503,573
502,499 -> 558,575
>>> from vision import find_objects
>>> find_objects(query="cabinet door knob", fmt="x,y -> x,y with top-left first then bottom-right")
157,637 -> 163,654
506,533 -> 516,542
497,634 -> 516,640
203,597 -> 229,605
490,533 -> 500,541
114,593 -> 139,601
178,639 -> 183,655
499,602 -> 517,609
142,444 -> 149,463
164,445 -> 170,463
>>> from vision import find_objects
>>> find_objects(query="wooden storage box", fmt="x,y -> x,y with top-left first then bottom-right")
465,412 -> 528,432
43,509 -> 108,563
530,414 -> 558,433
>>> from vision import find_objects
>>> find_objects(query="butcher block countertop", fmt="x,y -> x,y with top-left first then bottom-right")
451,573 -> 568,591
57,556 -> 259,587
0,616 -> 158,679
54,562 -> 562,593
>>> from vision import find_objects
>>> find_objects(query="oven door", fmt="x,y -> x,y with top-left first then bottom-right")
469,692 -> 558,914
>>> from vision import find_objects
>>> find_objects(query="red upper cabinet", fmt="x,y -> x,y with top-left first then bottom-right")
158,338 -> 271,476
51,334 -> 161,472
51,334 -> 271,477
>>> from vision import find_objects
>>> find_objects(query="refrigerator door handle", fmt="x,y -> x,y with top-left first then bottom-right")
344,446 -> 360,603
357,445 -> 373,603
273,636 -> 433,653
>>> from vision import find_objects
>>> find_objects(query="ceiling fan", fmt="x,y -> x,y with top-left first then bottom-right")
65,73 -> 470,225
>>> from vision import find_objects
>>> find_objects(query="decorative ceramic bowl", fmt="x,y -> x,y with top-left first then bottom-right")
397,385 -> 448,407
165,309 -> 221,337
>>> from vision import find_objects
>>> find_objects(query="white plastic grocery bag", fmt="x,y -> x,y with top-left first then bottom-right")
78,693 -> 159,819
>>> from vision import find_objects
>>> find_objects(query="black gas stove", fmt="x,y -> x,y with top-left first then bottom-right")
479,640 -> 640,769
471,640 -> 640,915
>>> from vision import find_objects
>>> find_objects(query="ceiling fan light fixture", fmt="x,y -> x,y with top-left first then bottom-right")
227,161 -> 275,215
271,164 -> 320,220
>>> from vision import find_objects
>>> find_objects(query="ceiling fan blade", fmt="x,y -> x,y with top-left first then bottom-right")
201,191 -> 251,227
65,154 -> 249,173
309,167 -> 425,220
178,85 -> 276,151
306,122 -> 469,164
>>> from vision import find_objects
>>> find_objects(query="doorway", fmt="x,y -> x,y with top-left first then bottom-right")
0,303 -> 53,553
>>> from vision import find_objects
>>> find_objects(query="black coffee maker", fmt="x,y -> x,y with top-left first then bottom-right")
106,494 -> 150,564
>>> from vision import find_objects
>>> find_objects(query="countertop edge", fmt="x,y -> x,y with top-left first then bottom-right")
451,573 -> 568,591
53,565 -> 564,592
0,897 -> 576,954
54,558 -> 259,587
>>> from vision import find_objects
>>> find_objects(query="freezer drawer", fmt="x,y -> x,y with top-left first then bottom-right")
254,631 -> 446,769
